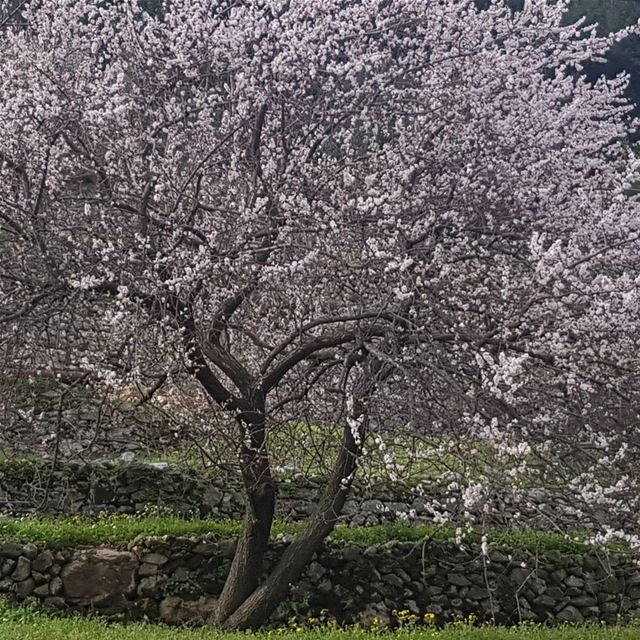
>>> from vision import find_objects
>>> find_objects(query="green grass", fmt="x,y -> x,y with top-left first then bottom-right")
0,514 -> 611,555
0,514 -> 246,548
0,608 -> 639,640
141,423 -> 609,497
138,421 -> 500,489
142,426 -> 464,486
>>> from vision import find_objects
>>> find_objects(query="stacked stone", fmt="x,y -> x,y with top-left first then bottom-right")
0,543 -> 65,603
0,460 -> 629,532
0,537 -> 638,626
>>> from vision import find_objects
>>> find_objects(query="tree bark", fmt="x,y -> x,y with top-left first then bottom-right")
220,398 -> 367,630
215,395 -> 277,625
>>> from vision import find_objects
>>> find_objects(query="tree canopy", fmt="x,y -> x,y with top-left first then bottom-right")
1,0 -> 640,628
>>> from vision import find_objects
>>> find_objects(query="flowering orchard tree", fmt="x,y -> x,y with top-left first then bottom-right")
1,0 -> 640,627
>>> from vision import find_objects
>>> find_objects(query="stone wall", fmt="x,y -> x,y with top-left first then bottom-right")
1,535 -> 639,626
0,384 -> 177,460
0,459 -> 465,523
0,459 -> 610,531
0,460 -> 246,520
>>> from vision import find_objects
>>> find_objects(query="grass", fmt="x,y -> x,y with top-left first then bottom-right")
0,514 -> 246,548
141,424 -> 604,497
5,597 -> 640,639
328,522 -> 601,554
0,606 -> 639,640
139,421 -> 505,489
0,514 -> 614,555
142,426 -> 465,486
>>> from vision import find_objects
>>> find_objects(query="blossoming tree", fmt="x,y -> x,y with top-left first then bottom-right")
1,0 -> 640,628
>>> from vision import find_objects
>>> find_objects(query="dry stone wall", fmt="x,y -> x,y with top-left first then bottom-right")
0,535 -> 639,626
0,460 -> 614,531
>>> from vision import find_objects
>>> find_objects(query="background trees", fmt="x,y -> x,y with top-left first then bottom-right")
1,0 -> 640,629
565,0 -> 640,138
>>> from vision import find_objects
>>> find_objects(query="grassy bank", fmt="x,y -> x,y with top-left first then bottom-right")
0,514 -> 601,554
0,615 -> 638,640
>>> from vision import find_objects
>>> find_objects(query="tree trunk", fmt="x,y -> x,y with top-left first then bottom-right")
220,403 -> 366,630
215,397 -> 276,625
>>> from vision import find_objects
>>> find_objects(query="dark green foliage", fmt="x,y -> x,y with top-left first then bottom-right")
566,1 -> 640,138
139,0 -> 163,17
566,0 -> 640,34
475,1 -> 640,136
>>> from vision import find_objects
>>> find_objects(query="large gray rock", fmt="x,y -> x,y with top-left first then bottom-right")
557,605 -> 584,623
15,578 -> 35,599
61,549 -> 138,603
11,557 -> 31,582
33,583 -> 50,597
341,500 -> 359,516
141,552 -> 168,566
0,542 -> 24,559
138,563 -> 158,577
32,551 -> 54,573
1,559 -> 16,577
571,594 -> 597,607
361,499 -> 385,514
448,573 -> 472,587
565,575 -> 584,588
159,596 -> 217,624
202,486 -> 223,510
22,544 -> 38,560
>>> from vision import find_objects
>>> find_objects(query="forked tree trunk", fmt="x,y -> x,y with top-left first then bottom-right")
215,398 -> 276,625
219,408 -> 366,630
